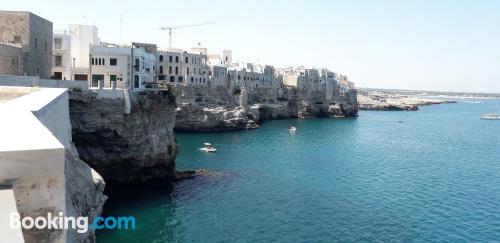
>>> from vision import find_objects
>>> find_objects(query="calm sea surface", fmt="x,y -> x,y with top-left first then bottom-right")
98,100 -> 500,242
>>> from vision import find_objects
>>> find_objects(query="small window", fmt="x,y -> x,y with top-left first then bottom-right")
169,66 -> 172,74
135,58 -> 140,71
110,75 -> 117,82
185,57 -> 188,63
159,55 -> 164,62
178,76 -> 183,82
169,56 -> 172,62
55,56 -> 62,67
170,76 -> 175,82
175,67 -> 178,74
110,58 -> 117,66
102,58 -> 105,65
186,67 -> 189,74
91,58 -> 95,65
98,58 -> 102,65
159,66 -> 164,74
191,77 -> 194,83
175,56 -> 179,63
34,38 -> 38,49
54,38 -> 62,49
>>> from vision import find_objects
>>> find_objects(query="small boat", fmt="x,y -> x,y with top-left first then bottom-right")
396,120 -> 404,123
289,126 -> 297,133
199,143 -> 217,152
480,113 -> 500,120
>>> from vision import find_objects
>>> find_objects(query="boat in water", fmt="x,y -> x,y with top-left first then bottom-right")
290,126 -> 297,133
199,143 -> 217,152
480,113 -> 500,120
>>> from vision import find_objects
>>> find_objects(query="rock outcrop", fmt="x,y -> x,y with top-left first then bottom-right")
175,103 -> 250,132
357,90 -> 456,111
65,144 -> 106,243
68,89 -> 178,183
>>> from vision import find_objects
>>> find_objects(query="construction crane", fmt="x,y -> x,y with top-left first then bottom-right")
159,21 -> 215,48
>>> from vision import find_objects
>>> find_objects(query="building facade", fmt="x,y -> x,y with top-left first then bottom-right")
52,24 -> 100,81
0,11 -> 53,78
90,43 -> 156,89
157,47 -> 209,86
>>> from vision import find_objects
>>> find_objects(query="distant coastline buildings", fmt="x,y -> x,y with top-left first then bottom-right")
0,11 -> 356,102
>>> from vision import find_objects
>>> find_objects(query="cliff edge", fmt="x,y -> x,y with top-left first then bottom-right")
68,89 -> 178,183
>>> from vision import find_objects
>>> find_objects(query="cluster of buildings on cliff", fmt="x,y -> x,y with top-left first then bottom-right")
0,10 -> 356,104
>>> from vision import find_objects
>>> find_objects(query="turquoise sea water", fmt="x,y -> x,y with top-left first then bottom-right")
98,100 -> 500,242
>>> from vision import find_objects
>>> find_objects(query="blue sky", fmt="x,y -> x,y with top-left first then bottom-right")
4,0 -> 500,93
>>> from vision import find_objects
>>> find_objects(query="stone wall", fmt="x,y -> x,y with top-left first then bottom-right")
0,44 -> 24,76
0,11 -> 53,78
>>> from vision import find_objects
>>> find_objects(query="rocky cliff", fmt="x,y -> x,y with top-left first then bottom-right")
65,144 -> 106,243
68,89 -> 178,183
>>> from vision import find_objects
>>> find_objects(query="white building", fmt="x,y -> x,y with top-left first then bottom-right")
90,42 -> 156,89
52,24 -> 100,81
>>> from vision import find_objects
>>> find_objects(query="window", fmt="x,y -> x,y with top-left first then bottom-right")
175,56 -> 179,63
185,57 -> 188,63
159,66 -> 164,75
55,56 -> 62,67
169,56 -> 172,62
191,77 -> 194,83
54,38 -> 62,49
159,55 -> 164,62
102,58 -> 105,65
178,76 -> 183,82
135,58 -> 140,71
91,58 -> 95,65
110,75 -> 117,82
134,75 -> 140,88
34,38 -> 37,49
186,67 -> 189,74
14,36 -> 21,44
74,74 -> 88,81
98,58 -> 102,65
175,67 -> 178,75
169,66 -> 172,74
170,76 -> 175,82
110,58 -> 117,66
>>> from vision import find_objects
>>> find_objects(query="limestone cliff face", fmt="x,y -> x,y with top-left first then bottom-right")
174,84 -> 358,132
175,103 -> 249,132
68,90 -> 178,183
65,144 -> 106,243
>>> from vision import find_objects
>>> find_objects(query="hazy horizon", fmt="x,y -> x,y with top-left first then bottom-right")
4,0 -> 500,93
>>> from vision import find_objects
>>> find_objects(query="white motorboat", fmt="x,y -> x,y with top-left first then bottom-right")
480,113 -> 500,120
199,143 -> 217,152
289,126 -> 297,133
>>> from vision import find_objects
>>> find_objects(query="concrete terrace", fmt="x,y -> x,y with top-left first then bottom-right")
0,85 -> 70,242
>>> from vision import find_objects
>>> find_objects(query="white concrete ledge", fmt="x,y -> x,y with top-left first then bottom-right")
0,188 -> 24,243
